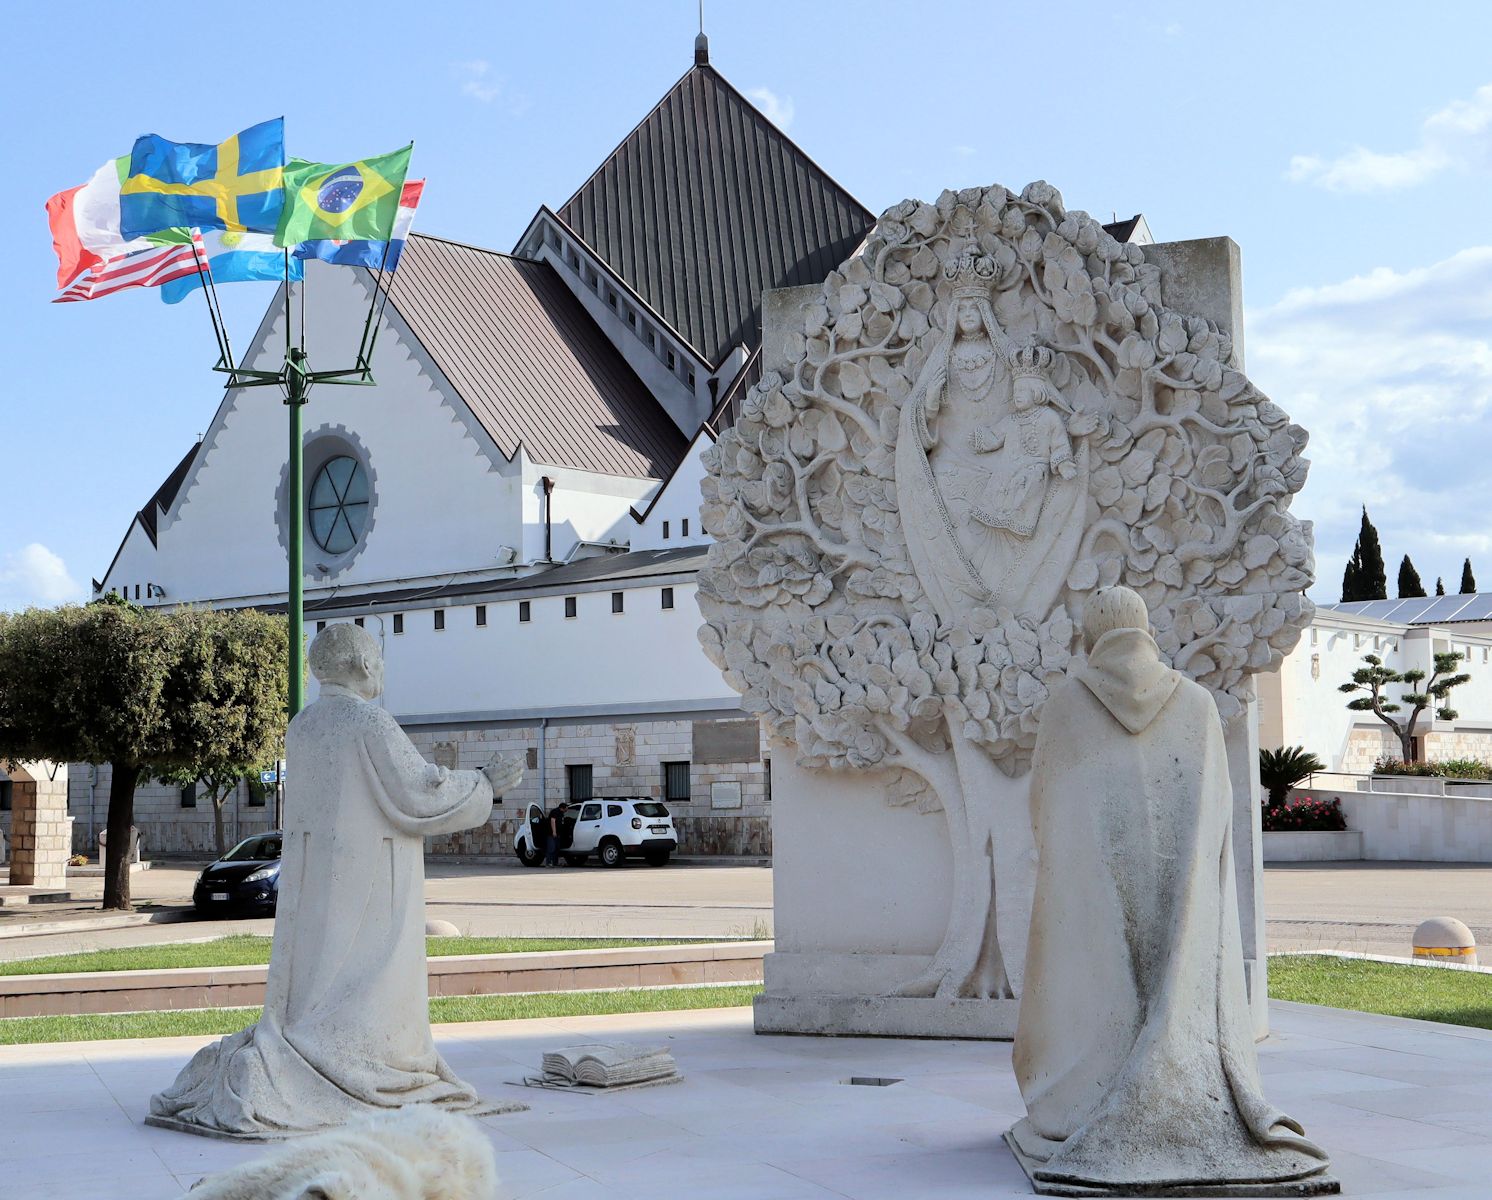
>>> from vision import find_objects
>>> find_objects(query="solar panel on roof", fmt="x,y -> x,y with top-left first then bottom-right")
1405,595 -> 1474,623
1452,593 -> 1492,621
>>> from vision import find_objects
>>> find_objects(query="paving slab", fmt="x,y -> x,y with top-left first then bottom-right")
1,1001 -> 1489,1199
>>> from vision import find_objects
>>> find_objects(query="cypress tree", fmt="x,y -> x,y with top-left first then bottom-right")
1461,558 -> 1478,594
1341,547 -> 1361,603
1436,577 -> 1446,596
1397,555 -> 1426,598
1355,508 -> 1387,600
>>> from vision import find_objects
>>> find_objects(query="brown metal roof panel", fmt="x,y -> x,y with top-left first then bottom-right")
387,236 -> 686,481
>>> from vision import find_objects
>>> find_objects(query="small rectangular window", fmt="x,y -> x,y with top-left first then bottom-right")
627,309 -> 636,327
180,783 -> 197,809
565,596 -> 577,619
681,518 -> 689,537
434,610 -> 446,631
646,330 -> 655,348
567,764 -> 594,803
354,617 -> 364,628
0,780 -> 12,811
393,613 -> 404,634
663,761 -> 691,803
247,779 -> 267,808
688,371 -> 696,387
135,584 -> 141,600
476,605 -> 487,627
612,592 -> 624,614
661,587 -> 675,610
666,350 -> 676,370
662,520 -> 670,540
519,601 -> 531,623
316,620 -> 326,633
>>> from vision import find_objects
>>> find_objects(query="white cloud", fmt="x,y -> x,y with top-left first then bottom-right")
1247,247 -> 1492,597
455,59 -> 503,103
1287,83 -> 1492,192
0,544 -> 83,612
747,87 -> 795,131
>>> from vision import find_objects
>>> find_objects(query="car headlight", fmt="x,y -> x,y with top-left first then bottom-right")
244,865 -> 279,883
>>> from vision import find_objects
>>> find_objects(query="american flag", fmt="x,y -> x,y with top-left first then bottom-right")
54,231 -> 207,303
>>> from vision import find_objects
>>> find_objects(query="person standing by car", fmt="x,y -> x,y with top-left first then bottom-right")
544,801 -> 569,867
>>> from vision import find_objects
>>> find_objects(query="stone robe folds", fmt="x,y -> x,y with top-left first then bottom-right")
1010,629 -> 1331,1190
150,684 -> 496,1137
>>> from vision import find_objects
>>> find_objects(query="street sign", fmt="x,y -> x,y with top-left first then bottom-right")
260,768 -> 279,784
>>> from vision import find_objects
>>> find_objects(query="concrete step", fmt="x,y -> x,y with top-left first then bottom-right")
0,887 -> 74,908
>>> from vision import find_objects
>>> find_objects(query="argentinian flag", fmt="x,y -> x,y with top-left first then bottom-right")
159,229 -> 301,303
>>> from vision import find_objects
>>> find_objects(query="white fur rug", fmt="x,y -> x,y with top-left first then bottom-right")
184,1105 -> 498,1200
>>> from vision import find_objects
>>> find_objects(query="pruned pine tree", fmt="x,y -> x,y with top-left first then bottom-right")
1338,651 -> 1471,764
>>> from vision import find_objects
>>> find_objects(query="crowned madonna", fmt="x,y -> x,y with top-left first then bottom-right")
895,251 -> 1097,626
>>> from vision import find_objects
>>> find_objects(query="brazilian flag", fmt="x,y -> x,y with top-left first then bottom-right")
274,145 -> 412,248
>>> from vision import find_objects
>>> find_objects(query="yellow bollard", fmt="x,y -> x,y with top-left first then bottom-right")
1412,917 -> 1478,967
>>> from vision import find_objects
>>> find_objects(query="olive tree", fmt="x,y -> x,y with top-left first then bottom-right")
698,181 -> 1314,999
0,598 -> 287,909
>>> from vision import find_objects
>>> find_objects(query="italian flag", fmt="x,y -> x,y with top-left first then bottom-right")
46,157 -> 190,291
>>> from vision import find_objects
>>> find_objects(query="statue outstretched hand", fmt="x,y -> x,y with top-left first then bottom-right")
1067,408 -> 1102,437
482,752 -> 525,798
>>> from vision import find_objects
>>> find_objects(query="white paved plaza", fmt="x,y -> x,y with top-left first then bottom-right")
5,1001 -> 1492,1198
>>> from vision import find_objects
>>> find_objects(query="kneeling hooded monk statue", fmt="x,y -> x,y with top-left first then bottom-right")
150,623 -> 525,1139
1008,586 -> 1336,1195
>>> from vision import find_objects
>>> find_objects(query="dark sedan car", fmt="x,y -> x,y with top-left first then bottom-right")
193,831 -> 282,917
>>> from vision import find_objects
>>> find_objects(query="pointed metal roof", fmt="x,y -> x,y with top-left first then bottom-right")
556,58 -> 874,369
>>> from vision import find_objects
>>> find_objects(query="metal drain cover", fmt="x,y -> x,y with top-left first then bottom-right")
844,1076 -> 903,1087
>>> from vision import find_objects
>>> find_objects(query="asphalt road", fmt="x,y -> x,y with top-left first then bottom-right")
4,859 -> 1489,965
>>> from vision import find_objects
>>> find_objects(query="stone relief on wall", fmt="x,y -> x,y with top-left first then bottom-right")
698,182 -> 1315,1001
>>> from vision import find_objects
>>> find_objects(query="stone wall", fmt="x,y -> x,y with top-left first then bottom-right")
1340,726 -> 1401,774
66,769 -> 277,858
407,715 -> 771,858
68,713 -> 772,860
1424,728 -> 1492,763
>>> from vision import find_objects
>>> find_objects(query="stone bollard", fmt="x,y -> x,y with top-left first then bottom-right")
425,919 -> 461,937
1412,917 -> 1478,967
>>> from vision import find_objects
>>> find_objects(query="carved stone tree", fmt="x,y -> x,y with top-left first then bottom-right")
698,182 -> 1316,1000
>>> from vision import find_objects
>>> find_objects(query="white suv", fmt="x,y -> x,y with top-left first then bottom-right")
515,798 -> 678,868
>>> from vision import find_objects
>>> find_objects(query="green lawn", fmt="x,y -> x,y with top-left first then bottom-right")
1269,954 -> 1492,1030
0,935 -> 712,978
0,984 -> 763,1046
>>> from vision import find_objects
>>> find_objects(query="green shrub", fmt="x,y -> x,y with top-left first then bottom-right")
1372,757 -> 1492,780
1262,797 -> 1346,832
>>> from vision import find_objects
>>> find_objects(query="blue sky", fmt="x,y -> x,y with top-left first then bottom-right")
2,0 -> 1490,609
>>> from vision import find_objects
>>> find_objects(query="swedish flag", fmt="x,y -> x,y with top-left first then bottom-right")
120,118 -> 285,240
273,145 -> 412,248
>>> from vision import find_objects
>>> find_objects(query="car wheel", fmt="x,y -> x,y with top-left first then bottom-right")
645,851 -> 670,867
517,841 -> 542,867
562,853 -> 588,867
598,840 -> 625,868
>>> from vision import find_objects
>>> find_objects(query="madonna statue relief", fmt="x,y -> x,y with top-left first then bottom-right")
896,251 -> 1097,627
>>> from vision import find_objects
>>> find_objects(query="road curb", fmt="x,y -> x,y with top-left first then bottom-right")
0,908 -> 195,941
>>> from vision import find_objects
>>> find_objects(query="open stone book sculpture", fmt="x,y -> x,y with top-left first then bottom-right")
1008,586 -> 1335,1196
149,624 -> 526,1140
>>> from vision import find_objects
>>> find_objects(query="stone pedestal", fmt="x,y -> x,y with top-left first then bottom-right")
754,749 -> 1019,1039
5,762 -> 70,889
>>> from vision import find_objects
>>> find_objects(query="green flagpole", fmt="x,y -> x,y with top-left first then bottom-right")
285,345 -> 307,718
